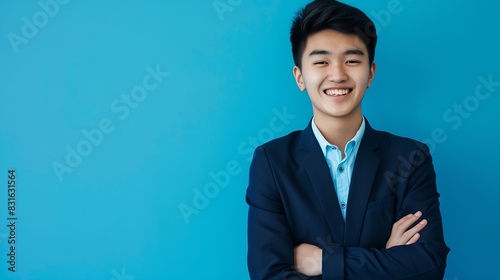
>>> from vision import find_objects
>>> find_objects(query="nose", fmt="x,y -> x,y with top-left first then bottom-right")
327,62 -> 348,83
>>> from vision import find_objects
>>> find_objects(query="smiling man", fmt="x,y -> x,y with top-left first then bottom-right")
246,1 -> 449,279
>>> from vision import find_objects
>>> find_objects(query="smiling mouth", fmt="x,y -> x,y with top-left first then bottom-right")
323,88 -> 353,96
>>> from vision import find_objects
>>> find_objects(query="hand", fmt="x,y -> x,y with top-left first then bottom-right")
386,211 -> 428,249
294,243 -> 322,276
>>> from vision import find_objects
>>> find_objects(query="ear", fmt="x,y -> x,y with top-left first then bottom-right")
367,62 -> 376,88
293,66 -> 305,91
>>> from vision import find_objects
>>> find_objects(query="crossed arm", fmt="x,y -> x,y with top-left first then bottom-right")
247,145 -> 449,279
294,211 -> 428,276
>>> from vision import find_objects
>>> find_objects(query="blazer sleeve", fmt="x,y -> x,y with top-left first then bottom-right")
247,143 -> 449,280
247,146 -> 318,280
321,144 -> 450,280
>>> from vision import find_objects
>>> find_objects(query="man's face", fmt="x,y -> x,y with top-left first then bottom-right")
293,29 -> 376,123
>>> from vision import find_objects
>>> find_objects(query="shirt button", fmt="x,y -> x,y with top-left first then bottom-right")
340,202 -> 346,209
339,166 -> 344,172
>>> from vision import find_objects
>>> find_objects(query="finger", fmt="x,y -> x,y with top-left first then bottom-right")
406,233 -> 421,245
391,214 -> 413,236
394,213 -> 414,226
402,219 -> 428,240
393,212 -> 423,234
397,211 -> 422,227
301,256 -> 317,270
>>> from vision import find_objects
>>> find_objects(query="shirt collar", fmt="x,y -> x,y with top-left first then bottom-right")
311,117 -> 366,158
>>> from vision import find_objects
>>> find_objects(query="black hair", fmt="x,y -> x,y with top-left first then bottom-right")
290,0 -> 377,68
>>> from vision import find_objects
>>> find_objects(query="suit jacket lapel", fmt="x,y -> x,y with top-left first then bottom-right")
300,121 -> 345,244
344,120 -> 380,246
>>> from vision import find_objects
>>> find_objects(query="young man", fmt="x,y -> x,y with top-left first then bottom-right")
246,0 -> 449,279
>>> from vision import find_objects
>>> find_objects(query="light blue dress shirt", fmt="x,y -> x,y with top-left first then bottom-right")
311,117 -> 366,220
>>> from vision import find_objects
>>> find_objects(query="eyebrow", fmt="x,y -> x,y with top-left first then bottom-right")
308,49 -> 365,57
344,49 -> 365,56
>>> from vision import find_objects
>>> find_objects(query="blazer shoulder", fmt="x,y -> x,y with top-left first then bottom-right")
258,129 -> 302,153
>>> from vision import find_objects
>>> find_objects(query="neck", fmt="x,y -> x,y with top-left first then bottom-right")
314,113 -> 363,153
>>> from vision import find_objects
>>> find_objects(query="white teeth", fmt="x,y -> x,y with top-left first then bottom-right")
325,89 -> 350,96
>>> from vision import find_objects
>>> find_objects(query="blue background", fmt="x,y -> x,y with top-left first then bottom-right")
1,0 -> 499,279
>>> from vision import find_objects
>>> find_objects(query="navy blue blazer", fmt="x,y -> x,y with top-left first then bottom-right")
246,119 -> 449,280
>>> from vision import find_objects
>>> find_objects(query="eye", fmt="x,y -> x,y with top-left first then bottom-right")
313,61 -> 328,65
346,60 -> 361,65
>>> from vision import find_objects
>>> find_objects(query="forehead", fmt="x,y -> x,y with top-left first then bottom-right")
303,29 -> 367,56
